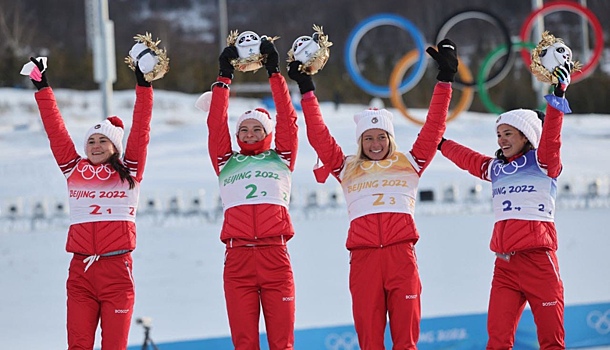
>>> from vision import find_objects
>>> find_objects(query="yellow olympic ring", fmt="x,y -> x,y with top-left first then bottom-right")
389,50 -> 474,126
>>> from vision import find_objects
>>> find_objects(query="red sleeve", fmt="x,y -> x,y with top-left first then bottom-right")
34,87 -> 81,175
537,103 -> 563,178
410,82 -> 451,175
301,94 -> 346,180
269,73 -> 298,171
124,85 -> 153,182
207,76 -> 233,176
440,139 -> 494,181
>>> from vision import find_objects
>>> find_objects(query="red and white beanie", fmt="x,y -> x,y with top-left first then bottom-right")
495,109 -> 542,149
235,108 -> 274,134
83,116 -> 125,156
354,108 -> 395,141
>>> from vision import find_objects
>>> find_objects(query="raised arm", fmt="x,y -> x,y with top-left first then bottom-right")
538,64 -> 572,178
537,104 -> 563,178
289,61 -> 345,181
206,47 -> 237,176
260,38 -> 298,171
270,74 -> 298,170
410,39 -> 457,175
409,82 -> 451,175
124,67 -> 154,182
30,57 -> 80,176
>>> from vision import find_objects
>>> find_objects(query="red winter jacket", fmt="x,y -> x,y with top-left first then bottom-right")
439,104 -> 563,253
207,74 -> 298,245
302,82 -> 452,250
35,85 -> 154,255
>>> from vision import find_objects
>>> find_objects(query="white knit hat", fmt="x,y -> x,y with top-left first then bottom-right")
235,108 -> 274,134
495,109 -> 542,148
83,116 -> 125,157
354,108 -> 395,141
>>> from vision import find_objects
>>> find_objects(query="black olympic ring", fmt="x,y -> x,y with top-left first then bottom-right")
434,9 -> 514,89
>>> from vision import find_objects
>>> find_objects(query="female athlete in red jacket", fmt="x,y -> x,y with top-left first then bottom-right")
288,40 -> 457,349
29,56 -> 154,349
437,63 -> 573,349
205,38 -> 298,350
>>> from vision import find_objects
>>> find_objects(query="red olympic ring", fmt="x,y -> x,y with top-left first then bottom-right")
519,1 -> 603,84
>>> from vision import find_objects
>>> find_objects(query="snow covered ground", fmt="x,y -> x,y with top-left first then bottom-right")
0,86 -> 609,349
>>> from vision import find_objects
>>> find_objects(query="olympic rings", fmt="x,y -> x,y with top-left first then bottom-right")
389,50 -> 474,126
587,309 -> 610,335
77,163 -> 115,181
492,156 -> 528,176
519,1 -> 603,84
324,332 -> 359,350
344,13 -> 427,97
344,6 -> 603,124
434,9 -> 514,89
477,41 -> 546,115
360,154 -> 400,170
234,151 -> 271,162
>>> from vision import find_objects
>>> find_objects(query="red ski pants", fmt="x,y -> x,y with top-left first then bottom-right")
67,253 -> 135,350
349,242 -> 421,350
487,249 -> 565,349
224,245 -> 295,350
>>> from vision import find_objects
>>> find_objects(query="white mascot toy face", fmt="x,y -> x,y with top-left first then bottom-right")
129,42 -> 159,74
292,34 -> 320,64
236,31 -> 261,58
539,42 -> 572,72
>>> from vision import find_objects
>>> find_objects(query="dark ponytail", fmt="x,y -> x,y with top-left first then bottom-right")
495,148 -> 508,164
108,153 -> 135,189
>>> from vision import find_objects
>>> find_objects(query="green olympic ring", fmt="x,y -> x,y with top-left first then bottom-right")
477,41 -> 548,115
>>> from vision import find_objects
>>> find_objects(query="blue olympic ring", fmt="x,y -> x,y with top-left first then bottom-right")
344,13 -> 426,97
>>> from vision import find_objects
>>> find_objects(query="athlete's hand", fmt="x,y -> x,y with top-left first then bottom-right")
288,61 -> 314,94
260,37 -> 280,77
29,57 -> 49,90
219,46 -> 238,79
426,39 -> 458,83
552,61 -> 573,97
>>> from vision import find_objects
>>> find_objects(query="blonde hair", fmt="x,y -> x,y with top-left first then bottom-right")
344,132 -> 398,176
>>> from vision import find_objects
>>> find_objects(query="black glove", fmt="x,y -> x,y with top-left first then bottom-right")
288,61 -> 315,94
552,61 -> 573,97
29,57 -> 49,90
426,39 -> 458,82
260,37 -> 280,77
219,46 -> 238,79
437,137 -> 447,151
134,65 -> 151,87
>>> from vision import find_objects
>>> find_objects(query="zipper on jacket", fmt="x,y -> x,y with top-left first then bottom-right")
93,222 -> 98,255
252,205 -> 258,239
496,224 -> 504,254
378,214 -> 383,248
